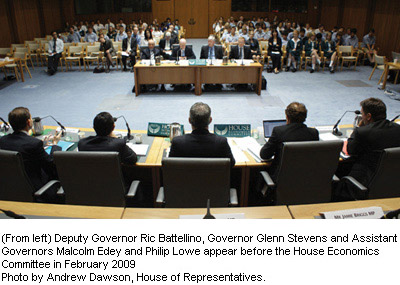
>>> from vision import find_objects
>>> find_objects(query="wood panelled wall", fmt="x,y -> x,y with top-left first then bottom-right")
0,0 -> 63,47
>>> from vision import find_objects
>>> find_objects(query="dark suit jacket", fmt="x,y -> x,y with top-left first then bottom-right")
347,119 -> 400,185
229,45 -> 252,60
78,136 -> 137,165
246,38 -> 260,55
100,39 -> 114,55
122,37 -> 137,56
260,123 -> 319,178
140,47 -> 161,59
171,46 -> 196,60
159,38 -> 174,52
169,129 -> 235,168
0,132 -> 59,190
200,45 -> 224,59
268,37 -> 283,55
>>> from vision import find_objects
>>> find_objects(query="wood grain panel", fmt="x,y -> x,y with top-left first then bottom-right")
12,0 -> 42,43
208,0 -> 231,34
0,0 -> 12,47
174,0 -> 191,35
341,0 -> 367,36
320,0 -> 340,30
42,0 -> 62,34
153,0 -> 174,23
192,0 -> 209,38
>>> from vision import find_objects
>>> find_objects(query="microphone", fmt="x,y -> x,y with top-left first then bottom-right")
203,199 -> 215,219
332,110 -> 361,136
391,114 -> 400,122
381,208 -> 400,219
114,116 -> 133,141
0,209 -> 26,219
33,115 -> 66,135
0,117 -> 10,132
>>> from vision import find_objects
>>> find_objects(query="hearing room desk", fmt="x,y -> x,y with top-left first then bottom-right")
133,61 -> 263,96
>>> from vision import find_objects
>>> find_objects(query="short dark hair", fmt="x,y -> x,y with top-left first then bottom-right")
351,28 -> 357,34
285,102 -> 308,123
360,98 -> 387,121
189,102 -> 211,129
93,112 -> 114,136
316,33 -> 322,39
369,28 -> 375,33
8,107 -> 31,132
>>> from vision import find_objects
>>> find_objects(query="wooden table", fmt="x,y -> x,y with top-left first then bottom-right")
0,58 -> 24,82
288,197 -> 400,219
122,205 -> 292,219
133,61 -> 263,96
382,61 -> 400,90
0,200 -> 124,219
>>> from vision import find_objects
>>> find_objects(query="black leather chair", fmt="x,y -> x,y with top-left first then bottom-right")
343,147 -> 400,199
0,149 -> 60,202
157,158 -> 238,208
53,152 -> 139,207
261,141 -> 343,205
172,44 -> 193,50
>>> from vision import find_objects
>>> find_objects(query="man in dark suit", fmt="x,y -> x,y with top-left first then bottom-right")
169,102 -> 235,168
159,32 -> 174,59
260,102 -> 319,180
140,39 -> 161,60
122,30 -> 138,72
78,112 -> 137,165
229,37 -> 252,60
200,35 -> 224,59
335,98 -> 400,201
99,33 -> 115,73
171,38 -> 196,61
0,107 -> 62,202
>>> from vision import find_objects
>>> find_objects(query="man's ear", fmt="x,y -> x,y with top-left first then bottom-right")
188,118 -> 192,125
112,123 -> 115,131
209,117 -> 213,124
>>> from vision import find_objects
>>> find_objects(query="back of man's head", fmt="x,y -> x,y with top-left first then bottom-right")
360,98 -> 387,121
9,107 -> 30,132
93,112 -> 114,136
285,102 -> 307,123
189,103 -> 211,130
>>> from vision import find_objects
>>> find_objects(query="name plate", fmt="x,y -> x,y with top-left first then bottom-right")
214,124 -> 251,137
147,122 -> 185,137
321,207 -> 384,219
188,59 -> 206,66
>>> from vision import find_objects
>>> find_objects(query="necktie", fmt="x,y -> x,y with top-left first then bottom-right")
150,50 -> 154,60
53,39 -> 57,53
127,39 -> 131,53
181,49 -> 185,57
239,47 -> 243,59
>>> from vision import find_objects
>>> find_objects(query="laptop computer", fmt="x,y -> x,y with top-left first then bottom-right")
263,120 -> 286,138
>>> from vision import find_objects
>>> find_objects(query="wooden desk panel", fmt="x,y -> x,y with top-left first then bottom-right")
0,200 -> 124,219
289,197 -> 400,219
136,66 -> 196,84
122,205 -> 292,219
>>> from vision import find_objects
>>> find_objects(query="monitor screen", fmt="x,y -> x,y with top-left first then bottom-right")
263,120 -> 286,138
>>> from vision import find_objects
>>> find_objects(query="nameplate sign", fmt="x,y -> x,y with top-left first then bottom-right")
214,124 -> 251,138
147,123 -> 185,137
321,207 -> 384,219
188,59 -> 206,66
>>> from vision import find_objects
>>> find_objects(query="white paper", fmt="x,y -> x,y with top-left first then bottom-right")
180,213 -> 245,219
227,139 -> 249,163
315,125 -> 334,132
120,51 -> 129,56
57,127 -> 80,134
127,143 -> 149,156
207,59 -> 222,66
179,60 -> 189,66
236,59 -> 252,66
321,207 -> 384,219
140,60 -> 150,66
232,137 -> 263,162
319,132 -> 346,141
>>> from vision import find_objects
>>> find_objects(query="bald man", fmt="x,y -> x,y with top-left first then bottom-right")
171,39 -> 196,61
140,39 -> 161,60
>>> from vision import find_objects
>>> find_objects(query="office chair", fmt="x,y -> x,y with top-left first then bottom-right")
157,158 -> 238,208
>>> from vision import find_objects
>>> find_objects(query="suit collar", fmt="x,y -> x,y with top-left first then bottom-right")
192,129 -> 210,135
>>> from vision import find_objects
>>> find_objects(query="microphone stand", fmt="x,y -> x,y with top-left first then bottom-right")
35,115 -> 66,136
0,117 -> 10,132
391,114 -> 400,122
114,116 -> 133,142
332,110 -> 361,136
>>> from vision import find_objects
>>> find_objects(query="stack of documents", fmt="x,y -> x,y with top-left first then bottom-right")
127,143 -> 149,156
231,137 -> 263,162
227,139 -> 249,163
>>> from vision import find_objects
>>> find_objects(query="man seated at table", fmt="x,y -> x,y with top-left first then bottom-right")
229,37 -> 252,60
171,38 -> 196,61
335,98 -> 400,201
122,30 -> 138,72
159,32 -> 174,59
78,112 -> 137,165
0,107 -> 62,202
200,35 -> 223,60
260,102 -> 319,180
140,39 -> 165,92
169,102 -> 235,168
47,31 -> 64,76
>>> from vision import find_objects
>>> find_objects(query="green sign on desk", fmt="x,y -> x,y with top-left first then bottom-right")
188,59 -> 206,66
147,122 -> 185,137
214,124 -> 251,137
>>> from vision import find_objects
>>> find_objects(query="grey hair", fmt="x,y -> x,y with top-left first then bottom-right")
189,102 -> 211,129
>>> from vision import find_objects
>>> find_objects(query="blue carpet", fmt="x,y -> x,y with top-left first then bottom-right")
1,39 -> 400,131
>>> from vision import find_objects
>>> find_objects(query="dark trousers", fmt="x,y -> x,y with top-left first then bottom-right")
270,53 -> 281,70
122,54 -> 136,69
48,53 -> 61,75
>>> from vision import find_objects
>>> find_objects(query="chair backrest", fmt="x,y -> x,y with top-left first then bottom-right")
53,152 -> 127,207
172,44 -> 193,50
77,42 -> 90,47
25,41 -> 36,46
260,41 -> 268,51
64,42 -> 74,48
15,47 -> 29,53
13,52 -> 27,60
68,46 -> 83,55
46,35 -> 53,40
275,141 -> 343,205
339,45 -> 352,54
162,158 -> 231,208
368,147 -> 400,199
27,43 -> 40,52
93,42 -> 101,46
392,51 -> 400,61
375,55 -> 385,65
42,43 -> 49,52
0,150 -> 35,202
113,41 -> 122,51
34,38 -> 46,43
0,47 -> 10,56
86,45 -> 100,54
11,44 -> 25,50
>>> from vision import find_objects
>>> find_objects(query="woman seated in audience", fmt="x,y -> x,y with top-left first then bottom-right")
152,26 -> 162,38
141,29 -> 153,47
247,31 -> 261,61
304,23 -> 313,35
322,32 -> 337,73
107,26 -> 117,41
248,22 -> 255,31
268,29 -> 283,74
286,29 -> 302,72
174,19 -> 180,30
304,32 -> 321,73
277,22 -> 285,34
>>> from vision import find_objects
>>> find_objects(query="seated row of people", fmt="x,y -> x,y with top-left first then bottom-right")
1,98 -> 399,204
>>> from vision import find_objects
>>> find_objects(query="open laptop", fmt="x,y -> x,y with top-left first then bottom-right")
263,120 -> 286,138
